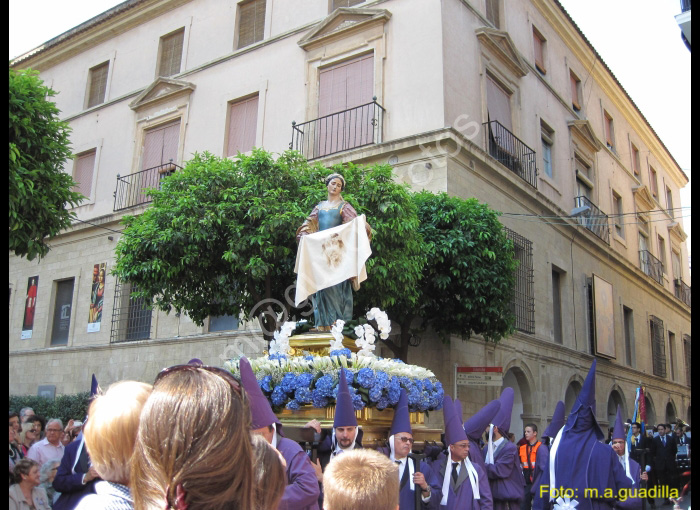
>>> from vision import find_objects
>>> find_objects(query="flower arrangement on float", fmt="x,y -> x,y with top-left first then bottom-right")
225,308 -> 444,413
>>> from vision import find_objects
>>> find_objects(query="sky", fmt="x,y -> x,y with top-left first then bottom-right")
9,0 -> 691,254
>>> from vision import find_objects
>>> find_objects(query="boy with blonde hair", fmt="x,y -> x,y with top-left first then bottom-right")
323,449 -> 399,510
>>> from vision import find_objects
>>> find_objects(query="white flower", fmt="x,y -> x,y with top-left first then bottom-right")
553,497 -> 579,510
354,325 -> 365,339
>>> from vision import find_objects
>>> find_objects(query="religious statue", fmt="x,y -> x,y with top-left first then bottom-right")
295,173 -> 372,331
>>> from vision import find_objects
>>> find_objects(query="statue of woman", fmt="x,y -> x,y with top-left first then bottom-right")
296,173 -> 372,331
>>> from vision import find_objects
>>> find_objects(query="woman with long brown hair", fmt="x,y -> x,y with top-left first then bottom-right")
130,363 -> 255,510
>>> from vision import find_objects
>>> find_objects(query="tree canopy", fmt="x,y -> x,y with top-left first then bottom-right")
9,68 -> 85,260
112,149 -> 517,358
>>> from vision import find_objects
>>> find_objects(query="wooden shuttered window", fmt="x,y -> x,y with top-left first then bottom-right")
332,0 -> 363,9
650,316 -> 666,378
73,150 -> 96,199
486,75 -> 512,132
570,71 -> 581,110
226,95 -> 259,156
649,166 -> 659,197
533,27 -> 546,73
158,28 -> 185,77
631,144 -> 640,175
604,111 -> 615,149
238,0 -> 266,49
87,62 -> 109,108
485,0 -> 500,28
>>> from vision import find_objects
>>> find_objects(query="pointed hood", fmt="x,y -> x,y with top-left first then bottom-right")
443,395 -> 468,445
464,399 -> 501,440
334,369 -> 358,428
543,401 -> 565,439
612,405 -> 626,440
389,389 -> 411,437
562,360 -> 603,439
493,387 -> 515,435
239,357 -> 280,430
90,374 -> 100,400
187,358 -> 203,365
454,398 -> 463,424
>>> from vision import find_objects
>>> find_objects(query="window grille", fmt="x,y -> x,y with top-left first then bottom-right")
110,279 -> 152,343
332,0 -> 363,9
650,315 -> 666,378
504,227 -> 535,334
683,335 -> 691,386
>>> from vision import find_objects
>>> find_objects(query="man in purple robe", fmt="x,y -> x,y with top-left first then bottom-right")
427,395 -> 493,510
239,357 -> 320,510
530,401 -> 565,500
466,399 -> 502,472
533,360 -> 633,510
482,388 -> 526,510
376,389 -> 433,509
611,406 -> 646,510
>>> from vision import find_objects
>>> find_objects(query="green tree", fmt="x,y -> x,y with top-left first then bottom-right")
9,68 -> 85,260
112,150 -> 424,341
412,190 -> 517,345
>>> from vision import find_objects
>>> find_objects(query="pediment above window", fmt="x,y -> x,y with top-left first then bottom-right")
129,77 -> 196,111
632,184 -> 656,213
568,120 -> 603,153
475,27 -> 529,78
298,8 -> 391,50
668,222 -> 688,243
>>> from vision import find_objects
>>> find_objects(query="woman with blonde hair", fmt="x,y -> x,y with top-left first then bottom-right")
18,423 -> 38,458
130,362 -> 254,510
74,380 -> 153,510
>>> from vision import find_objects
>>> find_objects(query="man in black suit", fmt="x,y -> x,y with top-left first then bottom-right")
628,422 -> 653,507
651,423 -> 677,505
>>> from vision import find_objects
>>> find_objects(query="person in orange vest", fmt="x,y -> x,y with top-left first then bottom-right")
519,423 -> 541,510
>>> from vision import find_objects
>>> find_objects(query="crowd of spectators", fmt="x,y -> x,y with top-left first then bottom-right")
9,370 -> 692,510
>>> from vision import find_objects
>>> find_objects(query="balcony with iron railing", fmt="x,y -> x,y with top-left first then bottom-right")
639,250 -> 665,286
113,161 -> 181,212
483,120 -> 538,189
674,278 -> 691,307
573,196 -> 610,244
290,98 -> 385,161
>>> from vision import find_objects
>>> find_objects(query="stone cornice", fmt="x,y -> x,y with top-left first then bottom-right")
297,8 -> 392,50
568,119 -> 604,153
128,77 -> 196,111
475,27 -> 530,78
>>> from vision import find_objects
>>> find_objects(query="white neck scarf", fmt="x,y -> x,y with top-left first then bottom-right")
440,453 -> 480,505
622,442 -> 634,483
389,435 -> 414,491
548,426 -> 565,501
271,425 -> 278,450
485,424 -> 495,464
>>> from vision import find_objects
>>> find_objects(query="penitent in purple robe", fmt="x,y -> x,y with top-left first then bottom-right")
482,440 -> 526,510
276,437 -> 320,510
530,442 -> 550,497
465,400 -> 501,473
427,456 -> 494,510
614,457 -> 642,510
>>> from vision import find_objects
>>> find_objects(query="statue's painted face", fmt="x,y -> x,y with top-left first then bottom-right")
327,177 -> 344,197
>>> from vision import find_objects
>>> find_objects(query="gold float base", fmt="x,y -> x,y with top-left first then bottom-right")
287,332 -> 359,357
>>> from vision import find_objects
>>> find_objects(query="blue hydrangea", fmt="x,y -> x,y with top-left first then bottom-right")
407,386 -> 422,407
423,379 -> 434,392
268,353 -> 287,361
330,348 -> 352,358
295,373 -> 314,389
311,390 -> 330,408
374,371 -> 389,389
356,368 -> 375,389
338,368 -> 354,385
387,377 -> 402,405
303,355 -> 315,361
314,374 -> 335,397
259,375 -> 273,393
376,396 -> 390,410
295,387 -> 312,404
271,385 -> 287,407
280,373 -> 297,394
286,399 -> 301,411
391,359 -> 405,364
351,392 -> 365,411
369,385 -> 383,403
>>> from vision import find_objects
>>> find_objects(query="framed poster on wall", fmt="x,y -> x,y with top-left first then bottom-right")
21,276 -> 39,339
593,274 -> 616,359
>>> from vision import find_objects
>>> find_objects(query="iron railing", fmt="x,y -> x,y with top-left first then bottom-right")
113,161 -> 181,211
483,120 -> 538,188
674,278 -> 691,307
110,280 -> 152,343
639,250 -> 665,286
290,99 -> 385,160
574,196 -> 610,244
504,227 -> 535,334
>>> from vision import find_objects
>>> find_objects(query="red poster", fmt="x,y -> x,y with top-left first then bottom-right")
22,276 -> 39,337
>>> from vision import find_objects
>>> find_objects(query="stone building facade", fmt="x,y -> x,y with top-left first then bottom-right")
9,0 -> 691,434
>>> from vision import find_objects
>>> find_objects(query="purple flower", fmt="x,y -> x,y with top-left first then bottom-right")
295,387 -> 312,404
357,368 -> 375,389
271,385 -> 287,407
314,374 -> 335,397
286,399 -> 301,411
280,373 -> 297,394
259,375 -> 273,393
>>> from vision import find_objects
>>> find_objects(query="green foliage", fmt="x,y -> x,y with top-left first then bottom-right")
413,190 -> 517,343
9,68 -> 85,260
8,393 -> 91,425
